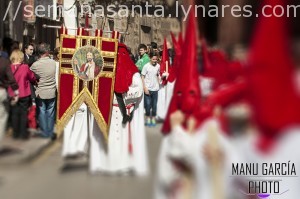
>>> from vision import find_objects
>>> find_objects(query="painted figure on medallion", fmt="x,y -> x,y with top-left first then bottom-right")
72,46 -> 103,81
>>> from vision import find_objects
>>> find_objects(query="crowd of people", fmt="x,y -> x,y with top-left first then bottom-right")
0,39 -> 58,147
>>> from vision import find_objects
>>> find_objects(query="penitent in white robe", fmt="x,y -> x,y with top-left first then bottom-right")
62,73 -> 149,176
157,81 -> 175,120
91,73 -> 149,175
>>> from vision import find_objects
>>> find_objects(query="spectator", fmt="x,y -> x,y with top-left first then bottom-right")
136,44 -> 150,73
151,42 -> 159,54
24,43 -> 35,67
0,54 -> 19,144
141,52 -> 160,127
8,50 -> 37,139
147,44 -> 152,54
30,43 -> 56,139
24,43 -> 37,132
11,41 -> 20,51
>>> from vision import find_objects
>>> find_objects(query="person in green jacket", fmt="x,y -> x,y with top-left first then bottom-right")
136,44 -> 150,73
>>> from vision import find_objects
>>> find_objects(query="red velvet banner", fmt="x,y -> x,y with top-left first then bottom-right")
56,28 -> 118,139
58,74 -> 74,118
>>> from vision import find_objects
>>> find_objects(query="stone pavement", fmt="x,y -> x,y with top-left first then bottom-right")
0,124 -> 163,199
0,123 -> 163,169
0,135 -> 52,166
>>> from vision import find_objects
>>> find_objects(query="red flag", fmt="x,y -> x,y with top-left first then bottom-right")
160,38 -> 170,85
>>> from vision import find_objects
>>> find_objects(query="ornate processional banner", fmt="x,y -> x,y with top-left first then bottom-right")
56,28 -> 119,141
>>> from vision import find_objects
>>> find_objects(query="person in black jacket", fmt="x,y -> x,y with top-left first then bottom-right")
23,43 -> 35,67
24,43 -> 37,110
0,55 -> 19,145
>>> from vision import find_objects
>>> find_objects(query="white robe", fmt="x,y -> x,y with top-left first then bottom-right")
62,73 -> 149,176
91,73 -> 149,175
62,104 -> 89,156
155,118 -> 239,199
157,81 -> 175,120
236,128 -> 300,199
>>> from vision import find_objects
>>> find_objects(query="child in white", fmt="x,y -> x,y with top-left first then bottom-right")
141,52 -> 160,127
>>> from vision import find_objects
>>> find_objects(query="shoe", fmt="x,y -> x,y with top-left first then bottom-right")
34,132 -> 50,139
145,118 -> 151,126
51,133 -> 57,141
151,118 -> 156,127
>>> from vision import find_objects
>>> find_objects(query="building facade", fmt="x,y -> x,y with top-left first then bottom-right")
2,0 -> 299,53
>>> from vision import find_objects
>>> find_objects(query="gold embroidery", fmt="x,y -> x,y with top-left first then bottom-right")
56,31 -> 119,141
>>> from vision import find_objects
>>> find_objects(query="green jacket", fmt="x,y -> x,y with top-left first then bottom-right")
136,54 -> 150,72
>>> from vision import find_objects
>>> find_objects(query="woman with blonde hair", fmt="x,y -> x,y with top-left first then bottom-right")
8,49 -> 37,139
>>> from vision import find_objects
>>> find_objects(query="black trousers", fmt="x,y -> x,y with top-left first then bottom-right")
11,96 -> 31,139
